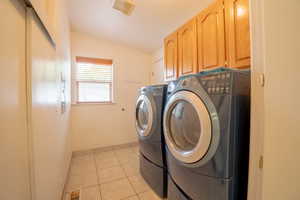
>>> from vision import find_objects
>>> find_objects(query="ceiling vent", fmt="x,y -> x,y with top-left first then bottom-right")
112,0 -> 135,16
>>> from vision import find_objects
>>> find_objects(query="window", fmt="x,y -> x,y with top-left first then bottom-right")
75,56 -> 113,103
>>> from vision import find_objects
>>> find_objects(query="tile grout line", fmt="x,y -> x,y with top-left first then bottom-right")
69,150 -> 139,199
96,150 -> 122,185
115,147 -> 141,200
97,149 -> 129,199
92,151 -> 103,200
117,148 -> 144,200
92,147 -> 148,200
128,148 -> 146,200
120,194 -> 140,200
115,148 -> 138,199
130,147 -> 164,200
66,155 -> 100,196
115,147 -> 142,200
99,177 -> 130,185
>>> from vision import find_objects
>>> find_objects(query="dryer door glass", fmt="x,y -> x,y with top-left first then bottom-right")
137,100 -> 149,130
164,91 -> 212,164
169,100 -> 201,151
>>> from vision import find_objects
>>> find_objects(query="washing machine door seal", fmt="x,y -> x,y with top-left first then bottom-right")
135,94 -> 154,137
164,90 -> 219,165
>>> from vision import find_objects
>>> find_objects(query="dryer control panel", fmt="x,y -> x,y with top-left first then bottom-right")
201,72 -> 232,95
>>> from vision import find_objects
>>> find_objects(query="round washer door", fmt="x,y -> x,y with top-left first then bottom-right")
135,94 -> 154,137
164,90 -> 212,164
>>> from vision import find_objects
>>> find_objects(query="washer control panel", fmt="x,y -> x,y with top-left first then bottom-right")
201,72 -> 232,95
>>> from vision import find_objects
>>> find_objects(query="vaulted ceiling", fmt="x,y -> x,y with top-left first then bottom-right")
68,0 -> 213,53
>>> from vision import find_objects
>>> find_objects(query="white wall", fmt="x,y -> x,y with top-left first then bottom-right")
71,32 -> 152,151
248,0 -> 300,199
261,0 -> 300,199
150,47 -> 166,85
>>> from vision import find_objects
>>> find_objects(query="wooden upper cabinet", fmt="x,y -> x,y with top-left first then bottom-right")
164,32 -> 178,81
163,0 -> 251,78
225,0 -> 251,68
197,0 -> 226,71
178,18 -> 198,76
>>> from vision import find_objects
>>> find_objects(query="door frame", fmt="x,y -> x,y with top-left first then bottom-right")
247,0 -> 265,199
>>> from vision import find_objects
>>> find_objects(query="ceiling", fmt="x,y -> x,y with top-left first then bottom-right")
68,0 -> 213,53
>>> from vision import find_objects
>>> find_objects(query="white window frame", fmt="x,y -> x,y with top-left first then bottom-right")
75,56 -> 114,104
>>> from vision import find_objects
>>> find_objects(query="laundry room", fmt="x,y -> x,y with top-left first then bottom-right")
1,0 -> 300,200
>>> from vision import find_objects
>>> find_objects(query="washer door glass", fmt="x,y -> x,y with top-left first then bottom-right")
137,100 -> 149,130
169,100 -> 201,151
164,91 -> 212,164
135,95 -> 153,137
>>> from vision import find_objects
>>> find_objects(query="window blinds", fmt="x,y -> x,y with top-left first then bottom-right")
76,63 -> 112,82
75,57 -> 113,103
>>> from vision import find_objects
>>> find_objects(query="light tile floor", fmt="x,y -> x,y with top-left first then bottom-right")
64,145 -> 163,200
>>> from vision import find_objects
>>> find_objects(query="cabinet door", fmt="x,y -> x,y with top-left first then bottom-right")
225,0 -> 251,68
164,32 -> 178,81
197,0 -> 226,71
178,18 -> 198,76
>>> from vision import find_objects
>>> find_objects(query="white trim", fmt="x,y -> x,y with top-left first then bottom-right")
71,102 -> 116,106
247,0 -> 265,199
72,142 -> 139,156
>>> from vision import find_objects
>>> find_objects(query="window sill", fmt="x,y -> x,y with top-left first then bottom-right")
72,102 -> 116,106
